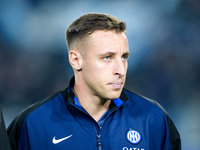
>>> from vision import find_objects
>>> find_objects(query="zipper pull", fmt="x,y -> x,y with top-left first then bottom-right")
97,135 -> 102,150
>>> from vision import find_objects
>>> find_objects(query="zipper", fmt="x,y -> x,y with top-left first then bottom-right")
95,122 -> 102,150
97,134 -> 102,150
94,102 -> 126,150
70,101 -> 126,150
70,103 -> 103,150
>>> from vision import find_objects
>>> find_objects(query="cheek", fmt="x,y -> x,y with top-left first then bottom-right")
84,60 -> 105,73
82,58 -> 113,82
82,61 -> 100,80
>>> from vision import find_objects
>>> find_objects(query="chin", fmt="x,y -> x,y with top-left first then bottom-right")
99,88 -> 123,100
107,91 -> 122,100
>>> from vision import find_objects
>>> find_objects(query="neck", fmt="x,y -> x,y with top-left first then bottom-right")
73,78 -> 111,122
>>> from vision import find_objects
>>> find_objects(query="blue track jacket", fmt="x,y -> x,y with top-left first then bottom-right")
7,77 -> 181,150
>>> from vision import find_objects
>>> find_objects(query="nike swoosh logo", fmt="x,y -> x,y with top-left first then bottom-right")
52,135 -> 72,144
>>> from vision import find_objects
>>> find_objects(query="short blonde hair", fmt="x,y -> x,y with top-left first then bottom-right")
66,13 -> 126,52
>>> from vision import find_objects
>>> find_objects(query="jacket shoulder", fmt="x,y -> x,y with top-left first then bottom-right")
7,91 -> 61,150
123,89 -> 181,150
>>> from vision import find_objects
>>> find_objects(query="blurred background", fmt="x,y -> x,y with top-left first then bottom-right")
0,0 -> 200,149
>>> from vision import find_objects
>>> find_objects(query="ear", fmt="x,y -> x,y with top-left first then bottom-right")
69,50 -> 83,71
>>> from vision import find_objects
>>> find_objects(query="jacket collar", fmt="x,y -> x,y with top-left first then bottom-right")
61,76 -> 129,111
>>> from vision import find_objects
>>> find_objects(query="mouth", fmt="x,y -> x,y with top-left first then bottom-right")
108,82 -> 123,90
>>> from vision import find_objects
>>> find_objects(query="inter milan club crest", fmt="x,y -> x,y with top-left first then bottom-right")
126,129 -> 142,145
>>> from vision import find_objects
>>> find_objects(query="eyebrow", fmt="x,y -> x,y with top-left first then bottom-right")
122,52 -> 130,57
100,51 -> 130,57
99,52 -> 116,57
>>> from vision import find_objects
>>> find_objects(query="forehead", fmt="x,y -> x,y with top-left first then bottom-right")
88,30 -> 127,42
85,30 -> 128,51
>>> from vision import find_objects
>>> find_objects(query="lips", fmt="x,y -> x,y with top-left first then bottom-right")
108,82 -> 123,90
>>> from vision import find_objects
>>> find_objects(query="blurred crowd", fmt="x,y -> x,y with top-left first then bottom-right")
0,0 -> 200,149
0,43 -> 71,105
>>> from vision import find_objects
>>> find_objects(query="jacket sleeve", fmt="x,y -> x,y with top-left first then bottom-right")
165,113 -> 181,150
7,115 -> 22,150
7,108 -> 30,150
152,100 -> 181,150
0,105 -> 11,150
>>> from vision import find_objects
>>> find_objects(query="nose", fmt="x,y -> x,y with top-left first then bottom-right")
114,59 -> 127,78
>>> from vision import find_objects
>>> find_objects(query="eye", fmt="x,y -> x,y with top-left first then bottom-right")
103,56 -> 112,61
122,54 -> 129,61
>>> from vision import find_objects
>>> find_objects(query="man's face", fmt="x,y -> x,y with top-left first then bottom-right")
80,30 -> 129,100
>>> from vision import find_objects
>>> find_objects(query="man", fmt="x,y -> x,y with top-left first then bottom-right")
0,105 -> 10,150
7,13 -> 181,150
